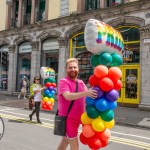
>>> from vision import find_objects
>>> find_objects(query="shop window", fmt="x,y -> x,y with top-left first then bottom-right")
117,26 -> 140,64
76,52 -> 93,85
72,34 -> 85,47
85,0 -> 99,11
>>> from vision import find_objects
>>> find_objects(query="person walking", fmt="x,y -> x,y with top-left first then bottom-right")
29,76 -> 46,124
18,76 -> 28,99
57,58 -> 97,150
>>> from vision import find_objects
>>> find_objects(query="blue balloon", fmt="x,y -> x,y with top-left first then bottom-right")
95,97 -> 109,112
51,90 -> 55,95
86,97 -> 95,106
45,89 -> 50,95
108,101 -> 117,110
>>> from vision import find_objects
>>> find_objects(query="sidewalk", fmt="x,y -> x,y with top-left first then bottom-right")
0,94 -> 150,129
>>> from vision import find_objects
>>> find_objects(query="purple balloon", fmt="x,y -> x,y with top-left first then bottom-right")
49,86 -> 53,90
105,89 -> 119,102
92,86 -> 104,99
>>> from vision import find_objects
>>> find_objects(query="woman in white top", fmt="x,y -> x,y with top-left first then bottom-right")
29,76 -> 46,123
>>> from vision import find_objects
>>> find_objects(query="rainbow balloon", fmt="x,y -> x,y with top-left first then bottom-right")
80,19 -> 124,150
84,19 -> 124,56
40,67 -> 56,111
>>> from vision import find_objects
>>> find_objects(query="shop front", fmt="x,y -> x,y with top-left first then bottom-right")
16,42 -> 31,91
0,45 -> 9,90
41,38 -> 59,83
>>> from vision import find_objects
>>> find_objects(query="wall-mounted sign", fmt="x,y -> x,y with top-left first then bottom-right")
42,39 -> 59,51
19,42 -> 32,53
144,38 -> 150,44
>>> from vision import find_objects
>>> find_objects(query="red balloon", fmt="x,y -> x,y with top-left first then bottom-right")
48,105 -> 53,110
41,101 -> 46,105
108,67 -> 122,81
42,104 -> 47,109
45,82 -> 51,87
96,128 -> 111,141
99,77 -> 114,91
101,139 -> 108,148
113,79 -> 122,91
82,124 -> 95,138
89,75 -> 100,86
79,133 -> 88,145
51,83 -> 56,87
88,137 -> 101,149
94,65 -> 108,79
46,101 -> 52,107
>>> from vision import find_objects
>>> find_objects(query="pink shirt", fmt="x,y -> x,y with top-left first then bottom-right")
58,76 -> 87,123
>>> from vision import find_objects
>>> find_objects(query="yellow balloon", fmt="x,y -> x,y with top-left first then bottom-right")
81,112 -> 93,125
43,97 -> 49,102
105,119 -> 115,129
92,118 -> 105,132
49,98 -> 54,103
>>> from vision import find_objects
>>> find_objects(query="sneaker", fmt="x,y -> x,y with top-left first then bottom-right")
29,114 -> 32,121
37,120 -> 42,124
18,95 -> 20,99
23,97 -> 27,99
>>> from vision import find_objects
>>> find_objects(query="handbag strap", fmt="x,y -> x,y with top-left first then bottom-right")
66,81 -> 78,116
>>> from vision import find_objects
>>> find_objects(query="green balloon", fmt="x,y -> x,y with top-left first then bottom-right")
100,109 -> 114,122
99,52 -> 112,66
86,105 -> 100,119
90,55 -> 100,67
110,53 -> 123,67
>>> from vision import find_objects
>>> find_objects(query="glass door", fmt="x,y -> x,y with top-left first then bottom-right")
118,65 -> 140,105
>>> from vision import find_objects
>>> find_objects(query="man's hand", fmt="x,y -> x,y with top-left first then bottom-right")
85,89 -> 97,99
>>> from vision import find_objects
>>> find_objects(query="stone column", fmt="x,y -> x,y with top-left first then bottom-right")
139,26 -> 150,110
100,0 -> 105,8
57,38 -> 69,83
45,0 -> 49,20
7,45 -> 15,95
30,41 -> 40,84
30,0 -> 36,24
77,0 -> 85,13
18,0 -> 23,27
5,1 -> 12,29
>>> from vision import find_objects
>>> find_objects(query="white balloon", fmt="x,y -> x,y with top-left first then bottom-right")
84,19 -> 124,56
40,67 -> 55,79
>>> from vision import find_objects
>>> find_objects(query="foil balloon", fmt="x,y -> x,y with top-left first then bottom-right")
40,67 -> 55,79
40,67 -> 56,111
84,19 -> 124,55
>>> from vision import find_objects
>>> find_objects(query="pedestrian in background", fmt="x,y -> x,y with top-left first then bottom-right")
18,76 -> 28,99
29,76 -> 46,124
57,58 -> 97,150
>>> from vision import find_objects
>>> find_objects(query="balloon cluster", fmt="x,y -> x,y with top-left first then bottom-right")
40,67 -> 57,111
80,19 -> 124,149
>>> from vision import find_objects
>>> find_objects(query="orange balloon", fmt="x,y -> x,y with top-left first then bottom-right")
108,67 -> 122,81
82,124 -> 95,138
99,77 -> 114,92
94,65 -> 108,79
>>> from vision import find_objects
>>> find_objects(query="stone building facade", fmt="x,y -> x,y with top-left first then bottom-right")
0,0 -> 150,110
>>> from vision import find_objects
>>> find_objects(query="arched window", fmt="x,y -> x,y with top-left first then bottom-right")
117,26 -> 140,63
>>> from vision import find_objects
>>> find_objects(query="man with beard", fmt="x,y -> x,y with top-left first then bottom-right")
57,58 -> 97,150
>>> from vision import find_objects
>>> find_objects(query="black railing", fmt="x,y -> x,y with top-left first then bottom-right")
11,18 -> 18,28
23,13 -> 31,25
36,10 -> 45,22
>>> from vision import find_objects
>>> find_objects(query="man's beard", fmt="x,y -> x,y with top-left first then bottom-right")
67,71 -> 78,79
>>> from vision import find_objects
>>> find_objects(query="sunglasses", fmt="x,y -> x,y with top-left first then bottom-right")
35,79 -> 40,80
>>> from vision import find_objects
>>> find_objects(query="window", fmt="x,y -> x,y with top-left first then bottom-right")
107,0 -> 122,6
85,0 -> 99,11
117,26 -> 140,63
